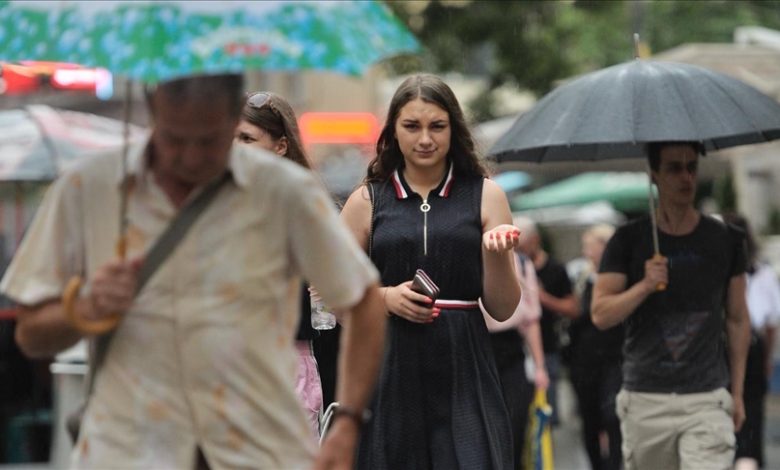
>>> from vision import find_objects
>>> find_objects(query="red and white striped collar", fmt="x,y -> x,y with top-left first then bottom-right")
391,163 -> 455,200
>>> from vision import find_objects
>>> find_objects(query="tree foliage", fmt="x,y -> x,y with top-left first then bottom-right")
385,0 -> 780,119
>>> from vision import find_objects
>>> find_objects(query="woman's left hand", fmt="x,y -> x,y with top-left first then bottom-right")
482,224 -> 521,252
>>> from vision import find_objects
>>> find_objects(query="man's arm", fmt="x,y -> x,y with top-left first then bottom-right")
538,289 -> 579,320
726,273 -> 750,432
315,283 -> 386,469
591,256 -> 667,330
15,259 -> 140,358
15,299 -> 83,358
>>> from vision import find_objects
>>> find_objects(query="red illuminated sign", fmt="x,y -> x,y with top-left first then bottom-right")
0,63 -> 39,95
299,112 -> 379,145
0,61 -> 112,97
51,67 -> 111,91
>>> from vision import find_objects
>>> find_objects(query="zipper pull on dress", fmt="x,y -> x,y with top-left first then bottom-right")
420,199 -> 430,255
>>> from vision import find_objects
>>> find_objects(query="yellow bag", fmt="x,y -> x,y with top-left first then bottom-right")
523,388 -> 554,470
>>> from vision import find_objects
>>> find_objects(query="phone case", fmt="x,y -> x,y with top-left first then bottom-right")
411,269 -> 440,306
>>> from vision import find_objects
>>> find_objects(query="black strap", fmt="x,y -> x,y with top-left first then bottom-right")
90,172 -> 231,388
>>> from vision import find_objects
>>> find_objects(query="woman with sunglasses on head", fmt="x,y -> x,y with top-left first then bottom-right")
236,91 -> 324,438
340,74 -> 522,469
237,91 -> 309,167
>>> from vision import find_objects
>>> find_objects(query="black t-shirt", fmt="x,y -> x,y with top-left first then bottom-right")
599,215 -> 746,393
569,277 -> 624,366
536,256 -> 573,353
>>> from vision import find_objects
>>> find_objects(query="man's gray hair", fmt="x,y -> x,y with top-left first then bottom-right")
148,73 -> 245,117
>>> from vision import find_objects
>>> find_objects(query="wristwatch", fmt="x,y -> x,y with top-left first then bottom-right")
332,404 -> 372,426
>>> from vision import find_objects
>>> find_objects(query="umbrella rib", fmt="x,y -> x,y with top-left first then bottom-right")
630,63 -> 639,150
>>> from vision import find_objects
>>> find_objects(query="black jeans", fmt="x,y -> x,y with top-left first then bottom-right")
570,358 -> 623,470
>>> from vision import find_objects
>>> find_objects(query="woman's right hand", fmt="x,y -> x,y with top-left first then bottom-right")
384,281 -> 440,323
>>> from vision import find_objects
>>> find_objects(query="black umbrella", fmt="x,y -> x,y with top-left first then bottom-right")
489,56 -> 780,289
490,60 -> 780,163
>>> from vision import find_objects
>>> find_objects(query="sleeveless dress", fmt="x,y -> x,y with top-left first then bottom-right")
356,165 -> 513,469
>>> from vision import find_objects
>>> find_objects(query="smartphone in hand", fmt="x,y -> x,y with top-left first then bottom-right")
411,269 -> 440,307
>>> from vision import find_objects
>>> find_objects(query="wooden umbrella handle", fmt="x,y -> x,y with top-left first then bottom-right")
62,238 -> 126,335
653,253 -> 667,292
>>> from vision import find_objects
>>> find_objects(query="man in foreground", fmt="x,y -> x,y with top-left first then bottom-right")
3,74 -> 386,469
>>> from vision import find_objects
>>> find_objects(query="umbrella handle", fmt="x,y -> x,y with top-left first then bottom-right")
63,276 -> 121,335
62,238 -> 127,335
653,253 -> 667,292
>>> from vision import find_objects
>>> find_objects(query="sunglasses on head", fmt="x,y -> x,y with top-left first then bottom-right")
245,91 -> 287,135
246,92 -> 274,110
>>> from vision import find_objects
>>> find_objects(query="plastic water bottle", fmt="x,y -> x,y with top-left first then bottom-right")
310,297 -> 336,330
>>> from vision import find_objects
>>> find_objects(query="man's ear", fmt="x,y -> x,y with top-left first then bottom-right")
275,136 -> 288,157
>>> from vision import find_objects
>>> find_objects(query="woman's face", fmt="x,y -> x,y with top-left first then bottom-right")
235,120 -> 287,156
394,98 -> 450,170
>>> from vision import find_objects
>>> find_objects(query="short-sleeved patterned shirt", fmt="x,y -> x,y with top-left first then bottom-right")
1,142 -> 379,469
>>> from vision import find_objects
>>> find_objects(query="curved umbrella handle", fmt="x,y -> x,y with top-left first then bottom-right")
62,237 -> 126,335
63,276 -> 121,335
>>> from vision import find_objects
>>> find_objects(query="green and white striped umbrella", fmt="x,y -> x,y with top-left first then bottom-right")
0,0 -> 420,82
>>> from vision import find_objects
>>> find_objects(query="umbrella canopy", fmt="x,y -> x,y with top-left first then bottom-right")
514,201 -> 626,227
511,172 -> 654,213
0,105 -> 147,181
490,60 -> 780,163
0,0 -> 420,82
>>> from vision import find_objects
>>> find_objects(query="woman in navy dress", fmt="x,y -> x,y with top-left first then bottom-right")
340,74 -> 522,469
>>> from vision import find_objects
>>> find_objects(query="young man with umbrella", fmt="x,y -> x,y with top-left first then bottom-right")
592,142 -> 750,470
3,74 -> 386,469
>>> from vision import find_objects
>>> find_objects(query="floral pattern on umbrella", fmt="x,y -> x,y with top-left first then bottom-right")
0,0 -> 420,82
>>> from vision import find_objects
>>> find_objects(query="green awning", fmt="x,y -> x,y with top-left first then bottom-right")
511,172 -> 656,213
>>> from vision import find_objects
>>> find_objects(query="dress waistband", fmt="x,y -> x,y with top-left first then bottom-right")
433,299 -> 480,310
